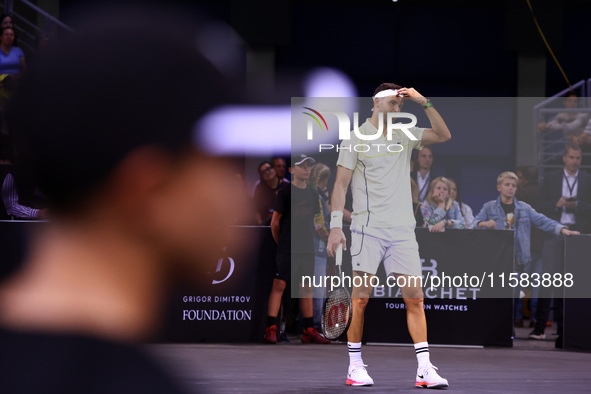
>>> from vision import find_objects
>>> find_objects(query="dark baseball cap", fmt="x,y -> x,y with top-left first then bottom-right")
292,154 -> 316,166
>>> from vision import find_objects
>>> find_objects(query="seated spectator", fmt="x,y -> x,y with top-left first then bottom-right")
448,178 -> 474,228
538,94 -> 588,162
0,135 -> 46,219
253,161 -> 285,225
473,171 -> 578,330
410,178 -> 424,227
0,27 -> 25,76
420,177 -> 464,232
0,14 -> 17,47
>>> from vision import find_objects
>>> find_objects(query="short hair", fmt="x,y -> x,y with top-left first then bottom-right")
563,144 -> 582,156
271,156 -> 286,165
7,6 -> 233,213
516,165 -> 539,184
258,161 -> 273,177
497,171 -> 518,185
373,82 -> 402,97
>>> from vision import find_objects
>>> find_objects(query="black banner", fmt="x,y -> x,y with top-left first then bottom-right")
564,235 -> 591,351
363,228 -> 514,347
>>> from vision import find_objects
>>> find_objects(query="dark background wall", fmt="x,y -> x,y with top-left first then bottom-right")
59,0 -> 591,211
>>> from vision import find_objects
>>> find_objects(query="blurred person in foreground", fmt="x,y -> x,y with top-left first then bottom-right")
0,5 -> 249,393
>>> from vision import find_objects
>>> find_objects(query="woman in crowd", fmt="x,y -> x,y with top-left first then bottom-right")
0,27 -> 25,76
448,178 -> 474,228
420,177 -> 464,232
252,161 -> 285,225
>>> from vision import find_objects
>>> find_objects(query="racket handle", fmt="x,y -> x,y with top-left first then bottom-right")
336,244 -> 343,267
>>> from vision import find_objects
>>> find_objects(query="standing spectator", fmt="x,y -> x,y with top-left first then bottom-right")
263,154 -> 330,344
530,145 -> 591,346
515,165 -> 543,327
473,172 -> 577,334
420,177 -> 465,232
448,178 -> 474,229
411,146 -> 437,201
253,161 -> 285,225
272,156 -> 290,183
0,27 -> 25,76
309,162 -> 331,330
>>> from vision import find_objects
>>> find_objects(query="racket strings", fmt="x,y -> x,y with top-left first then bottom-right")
322,288 -> 352,339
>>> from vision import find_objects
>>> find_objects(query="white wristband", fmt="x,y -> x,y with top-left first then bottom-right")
330,211 -> 343,229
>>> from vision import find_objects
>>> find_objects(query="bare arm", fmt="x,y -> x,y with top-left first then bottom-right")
397,87 -> 451,145
326,166 -> 353,257
270,211 -> 282,244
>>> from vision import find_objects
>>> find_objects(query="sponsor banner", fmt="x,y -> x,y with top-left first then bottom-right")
363,229 -> 514,346
564,235 -> 591,351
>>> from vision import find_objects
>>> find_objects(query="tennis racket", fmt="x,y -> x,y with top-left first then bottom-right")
321,244 -> 352,340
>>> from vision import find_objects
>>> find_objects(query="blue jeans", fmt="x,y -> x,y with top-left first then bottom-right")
515,251 -> 542,320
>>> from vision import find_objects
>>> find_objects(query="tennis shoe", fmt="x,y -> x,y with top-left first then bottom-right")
301,327 -> 330,344
415,364 -> 449,389
346,363 -> 374,386
264,325 -> 277,344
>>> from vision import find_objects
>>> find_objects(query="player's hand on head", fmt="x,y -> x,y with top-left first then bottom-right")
397,87 -> 428,107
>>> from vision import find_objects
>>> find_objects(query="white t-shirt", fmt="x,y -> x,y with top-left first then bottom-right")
337,119 -> 424,228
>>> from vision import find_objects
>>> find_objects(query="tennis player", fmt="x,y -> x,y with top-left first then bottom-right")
327,83 -> 451,388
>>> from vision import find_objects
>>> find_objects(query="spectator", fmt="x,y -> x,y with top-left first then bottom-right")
0,14 -> 17,47
410,178 -> 424,227
264,154 -> 330,344
473,172 -> 578,335
253,160 -> 285,225
538,94 -> 588,162
411,146 -> 437,201
272,156 -> 290,183
420,177 -> 464,232
530,145 -> 591,346
0,27 -> 25,76
448,178 -> 474,229
309,162 -> 331,330
515,165 -> 543,327
0,6 -> 248,392
0,136 -> 46,219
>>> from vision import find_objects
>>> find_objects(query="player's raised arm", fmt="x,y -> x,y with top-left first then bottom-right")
327,165 -> 352,257
398,87 -> 451,145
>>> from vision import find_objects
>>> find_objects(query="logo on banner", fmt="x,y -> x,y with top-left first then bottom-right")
211,256 -> 235,285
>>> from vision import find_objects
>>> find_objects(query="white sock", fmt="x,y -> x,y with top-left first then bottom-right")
414,341 -> 430,369
348,342 -> 363,366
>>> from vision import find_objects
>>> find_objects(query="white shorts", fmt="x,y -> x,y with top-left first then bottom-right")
349,223 -> 421,277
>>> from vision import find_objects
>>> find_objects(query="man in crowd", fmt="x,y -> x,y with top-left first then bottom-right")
264,154 -> 330,344
530,145 -> 591,346
271,156 -> 290,183
327,83 -> 451,388
411,146 -> 436,201
0,6 -> 249,392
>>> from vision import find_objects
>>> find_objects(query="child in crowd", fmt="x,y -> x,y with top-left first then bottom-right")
420,177 -> 465,232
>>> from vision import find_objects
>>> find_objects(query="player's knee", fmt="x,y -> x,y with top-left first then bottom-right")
404,296 -> 424,310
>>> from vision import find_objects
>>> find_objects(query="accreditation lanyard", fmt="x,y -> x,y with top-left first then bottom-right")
563,173 -> 578,197
418,174 -> 430,200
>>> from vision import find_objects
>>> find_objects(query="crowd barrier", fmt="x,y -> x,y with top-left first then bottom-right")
1,222 -> 590,348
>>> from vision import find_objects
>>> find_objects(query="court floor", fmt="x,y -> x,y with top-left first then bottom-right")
147,333 -> 591,393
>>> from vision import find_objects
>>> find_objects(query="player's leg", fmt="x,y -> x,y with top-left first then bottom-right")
344,227 -> 385,386
345,271 -> 375,386
297,253 -> 330,344
386,227 -> 448,389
